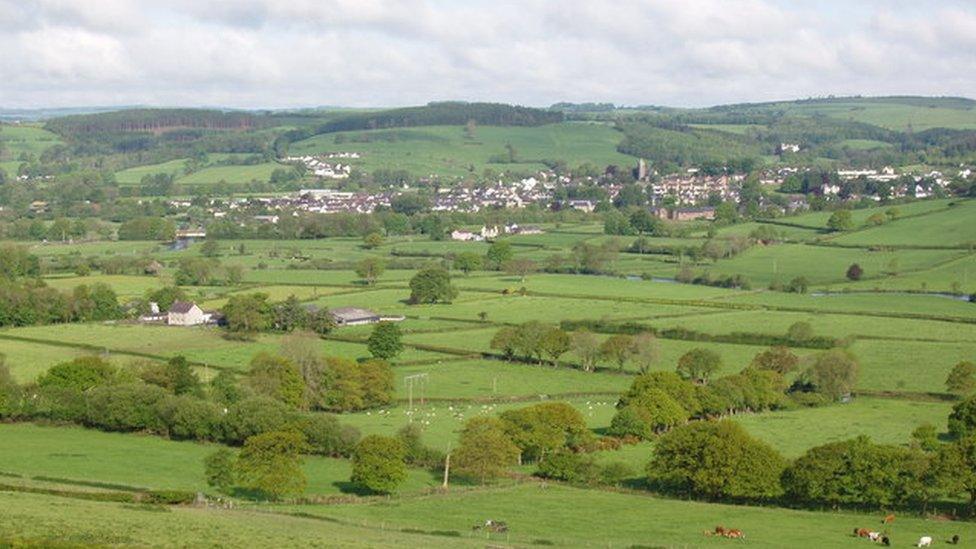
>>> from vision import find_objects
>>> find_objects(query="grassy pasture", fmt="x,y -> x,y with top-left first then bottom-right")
0,491 -> 470,548
0,124 -> 63,159
113,158 -> 189,184
735,397 -> 951,457
781,199 -> 954,229
300,483 -> 976,548
288,123 -> 636,178
41,274 -> 164,299
0,423 -> 438,496
831,201 -> 976,247
702,244 -> 962,286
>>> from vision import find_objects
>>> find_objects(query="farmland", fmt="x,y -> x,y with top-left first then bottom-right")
4,99 -> 976,547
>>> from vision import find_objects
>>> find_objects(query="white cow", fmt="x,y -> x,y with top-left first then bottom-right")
916,536 -> 932,547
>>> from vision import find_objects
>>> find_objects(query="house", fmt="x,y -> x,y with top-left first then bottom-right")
654,207 -> 716,221
330,307 -> 382,326
451,229 -> 483,242
168,301 -> 206,326
777,143 -> 801,154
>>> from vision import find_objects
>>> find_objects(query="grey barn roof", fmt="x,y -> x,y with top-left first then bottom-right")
168,301 -> 197,314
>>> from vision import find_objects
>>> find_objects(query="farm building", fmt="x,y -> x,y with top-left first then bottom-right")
330,307 -> 382,326
167,301 -> 206,326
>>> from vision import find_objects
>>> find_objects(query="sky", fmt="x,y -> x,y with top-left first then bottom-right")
1,0 -> 975,110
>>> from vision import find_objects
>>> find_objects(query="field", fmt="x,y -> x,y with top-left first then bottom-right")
288,122 -> 637,178
6,193 -> 976,545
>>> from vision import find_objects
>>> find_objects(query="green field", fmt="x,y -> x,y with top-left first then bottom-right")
0,124 -> 63,159
289,123 -> 637,178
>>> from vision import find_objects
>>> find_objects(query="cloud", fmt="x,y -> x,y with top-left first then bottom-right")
0,0 -> 974,109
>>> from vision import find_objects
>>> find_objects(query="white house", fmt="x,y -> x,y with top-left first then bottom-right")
167,301 -> 206,326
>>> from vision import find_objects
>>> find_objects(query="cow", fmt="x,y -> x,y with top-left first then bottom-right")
882,514 -> 895,525
950,534 -> 960,545
880,536 -> 890,547
725,529 -> 744,539
854,528 -> 871,538
916,537 -> 932,548
867,532 -> 881,542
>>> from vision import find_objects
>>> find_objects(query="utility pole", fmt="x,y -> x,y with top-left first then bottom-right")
442,444 -> 451,489
404,373 -> 429,414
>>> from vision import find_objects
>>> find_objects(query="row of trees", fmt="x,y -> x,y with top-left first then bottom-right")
609,347 -> 857,440
490,322 -> 659,372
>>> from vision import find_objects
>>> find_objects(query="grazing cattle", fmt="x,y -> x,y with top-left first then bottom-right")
882,514 -> 895,525
880,536 -> 890,546
916,537 -> 932,548
854,528 -> 871,538
867,532 -> 881,542
950,534 -> 960,545
713,526 -> 727,536
725,529 -> 744,539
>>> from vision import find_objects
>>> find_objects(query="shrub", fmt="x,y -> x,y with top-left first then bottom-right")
300,414 -> 360,457
37,356 -> 117,392
220,397 -> 298,445
536,451 -> 598,484
85,383 -> 169,433
155,395 -> 221,440
351,435 -> 407,494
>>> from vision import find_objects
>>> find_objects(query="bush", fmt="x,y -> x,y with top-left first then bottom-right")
351,435 -> 407,494
536,451 -> 598,484
220,397 -> 298,445
37,356 -> 117,392
85,383 -> 169,433
300,414 -> 360,457
155,395 -> 221,440
648,420 -> 785,500
142,490 -> 197,505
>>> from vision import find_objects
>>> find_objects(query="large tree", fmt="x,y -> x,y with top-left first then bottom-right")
676,348 -> 722,385
222,293 -> 272,336
947,361 -> 976,395
367,321 -> 404,360
806,349 -> 859,401
235,430 -> 308,500
649,420 -> 785,500
453,416 -> 520,483
408,266 -> 457,304
246,353 -> 305,409
355,257 -> 386,285
351,435 -> 407,494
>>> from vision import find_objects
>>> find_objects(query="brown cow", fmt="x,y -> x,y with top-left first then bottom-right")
725,529 -> 745,539
854,528 -> 871,538
882,514 -> 895,525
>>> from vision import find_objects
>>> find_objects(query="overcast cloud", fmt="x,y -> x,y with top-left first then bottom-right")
0,0 -> 974,109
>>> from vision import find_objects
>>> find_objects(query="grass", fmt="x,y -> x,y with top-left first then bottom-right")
0,423 -> 437,496
734,397 -> 951,457
0,124 -> 63,159
293,483 -> 976,548
288,123 -> 637,178
831,201 -> 976,247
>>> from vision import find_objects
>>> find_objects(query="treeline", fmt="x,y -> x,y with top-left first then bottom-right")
0,340 -> 394,452
615,119 -> 761,172
559,320 -> 838,350
0,244 -> 123,327
45,109 -> 265,137
274,102 -> 564,156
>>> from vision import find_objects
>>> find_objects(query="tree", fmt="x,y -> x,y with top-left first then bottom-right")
485,240 -> 514,269
785,276 -> 809,294
204,448 -> 236,494
600,335 -> 633,371
367,322 -> 404,360
806,349 -> 859,400
351,435 -> 407,494
453,252 -> 482,275
783,436 -> 929,508
571,330 -> 601,372
246,353 -> 305,409
649,420 -> 785,500
37,356 -> 117,392
362,232 -> 384,249
235,431 -> 307,500
846,263 -> 864,281
499,402 -> 593,462
786,321 -> 814,342
355,258 -> 385,285
610,389 -> 688,439
827,210 -> 854,231
934,434 -> 976,510
630,332 -> 660,373
676,348 -> 722,385
222,293 -> 272,336
0,356 -> 20,418
453,417 -> 519,484
272,295 -> 309,332
280,331 -> 329,409
947,361 -> 976,395
200,239 -> 221,257
490,326 -> 519,360
502,258 -> 538,282
139,355 -> 201,395
539,327 -> 571,367
408,266 -> 457,304
949,394 -> 976,438
750,346 -> 799,375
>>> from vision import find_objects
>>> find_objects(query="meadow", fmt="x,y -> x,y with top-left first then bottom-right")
288,123 -> 636,178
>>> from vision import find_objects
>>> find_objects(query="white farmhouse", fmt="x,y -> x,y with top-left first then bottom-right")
167,301 -> 206,326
